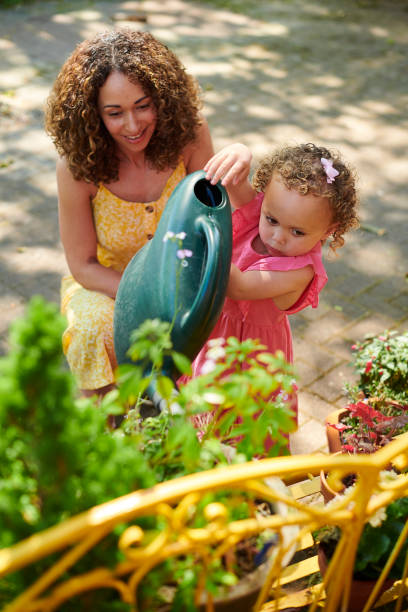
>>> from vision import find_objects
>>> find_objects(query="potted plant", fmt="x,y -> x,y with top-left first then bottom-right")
314,471 -> 408,612
0,297 -> 298,611
325,330 -> 408,454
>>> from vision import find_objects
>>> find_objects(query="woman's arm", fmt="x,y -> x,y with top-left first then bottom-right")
204,143 -> 256,209
57,158 -> 122,299
227,263 -> 315,310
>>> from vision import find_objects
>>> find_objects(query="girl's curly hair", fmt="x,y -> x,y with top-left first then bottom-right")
252,143 -> 359,252
45,29 -> 203,184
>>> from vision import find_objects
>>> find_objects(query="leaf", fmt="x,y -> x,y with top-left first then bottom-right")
156,375 -> 175,399
172,351 -> 192,376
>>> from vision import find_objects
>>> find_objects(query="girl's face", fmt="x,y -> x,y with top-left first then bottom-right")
98,71 -> 157,157
258,173 -> 335,257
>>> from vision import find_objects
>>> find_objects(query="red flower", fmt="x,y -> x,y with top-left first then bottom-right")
365,359 -> 373,374
342,444 -> 356,453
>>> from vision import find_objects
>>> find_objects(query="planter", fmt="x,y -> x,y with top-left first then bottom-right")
320,451 -> 345,503
325,408 -> 347,453
318,545 -> 394,612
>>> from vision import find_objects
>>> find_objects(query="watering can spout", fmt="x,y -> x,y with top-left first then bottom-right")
113,171 -> 232,410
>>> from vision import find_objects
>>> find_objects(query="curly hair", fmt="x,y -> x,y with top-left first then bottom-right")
252,143 -> 359,252
45,29 -> 203,184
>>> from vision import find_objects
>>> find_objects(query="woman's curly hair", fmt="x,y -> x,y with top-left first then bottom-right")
252,143 -> 359,252
45,29 -> 203,184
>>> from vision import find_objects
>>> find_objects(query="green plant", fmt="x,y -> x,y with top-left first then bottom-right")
0,297 -> 296,610
349,330 -> 408,404
328,330 -> 408,456
314,484 -> 408,580
328,399 -> 408,454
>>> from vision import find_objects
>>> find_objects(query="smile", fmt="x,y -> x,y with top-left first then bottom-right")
124,129 -> 146,142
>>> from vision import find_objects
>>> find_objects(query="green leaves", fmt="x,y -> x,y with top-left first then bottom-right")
351,331 -> 408,403
1,302 -> 297,610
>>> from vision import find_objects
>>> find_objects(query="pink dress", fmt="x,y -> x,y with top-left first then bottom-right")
190,193 -> 328,419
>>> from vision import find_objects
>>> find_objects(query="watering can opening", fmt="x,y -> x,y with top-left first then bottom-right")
194,179 -> 223,208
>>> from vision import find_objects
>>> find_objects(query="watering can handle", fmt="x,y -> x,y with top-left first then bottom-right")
180,215 -> 223,331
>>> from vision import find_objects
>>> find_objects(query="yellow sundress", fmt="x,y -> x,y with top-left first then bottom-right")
61,160 -> 186,389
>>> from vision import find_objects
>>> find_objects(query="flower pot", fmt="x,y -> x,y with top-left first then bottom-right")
317,545 -> 394,612
325,408 -> 348,453
320,451 -> 344,503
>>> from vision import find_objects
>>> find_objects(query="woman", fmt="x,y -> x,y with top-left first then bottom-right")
45,28 -> 214,396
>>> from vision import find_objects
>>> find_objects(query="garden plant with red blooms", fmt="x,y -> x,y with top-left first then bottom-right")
329,329 -> 408,455
329,400 -> 408,454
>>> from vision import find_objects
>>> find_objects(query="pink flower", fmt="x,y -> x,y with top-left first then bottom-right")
328,422 -> 348,432
176,249 -> 193,259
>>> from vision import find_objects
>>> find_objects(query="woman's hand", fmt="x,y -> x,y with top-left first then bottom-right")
204,143 -> 252,187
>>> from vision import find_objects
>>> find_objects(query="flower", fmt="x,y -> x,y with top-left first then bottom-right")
206,345 -> 226,361
201,359 -> 216,374
163,231 -> 175,242
208,338 -> 225,348
176,249 -> 193,260
368,506 -> 387,527
321,157 -> 339,184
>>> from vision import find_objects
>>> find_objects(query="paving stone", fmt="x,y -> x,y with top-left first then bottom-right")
290,418 -> 328,455
307,363 -> 357,404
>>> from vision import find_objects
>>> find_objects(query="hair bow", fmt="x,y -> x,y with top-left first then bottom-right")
321,158 -> 339,184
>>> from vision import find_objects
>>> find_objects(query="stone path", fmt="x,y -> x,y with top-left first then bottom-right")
0,0 -> 407,454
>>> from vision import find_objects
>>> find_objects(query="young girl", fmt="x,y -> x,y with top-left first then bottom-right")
191,142 -> 359,421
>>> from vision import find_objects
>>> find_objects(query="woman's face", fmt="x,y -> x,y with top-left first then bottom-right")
98,71 -> 157,157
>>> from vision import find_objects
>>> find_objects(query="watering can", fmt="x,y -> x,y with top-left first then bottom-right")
113,170 -> 232,409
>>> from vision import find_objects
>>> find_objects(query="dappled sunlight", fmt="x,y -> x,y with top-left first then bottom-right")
0,0 -> 406,359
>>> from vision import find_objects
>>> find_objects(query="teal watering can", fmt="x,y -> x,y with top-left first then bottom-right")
113,170 -> 232,408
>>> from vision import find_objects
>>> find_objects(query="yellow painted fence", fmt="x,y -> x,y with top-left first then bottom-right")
1,433 -> 408,611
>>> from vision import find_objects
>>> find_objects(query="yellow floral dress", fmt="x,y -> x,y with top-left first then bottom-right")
61,160 -> 186,389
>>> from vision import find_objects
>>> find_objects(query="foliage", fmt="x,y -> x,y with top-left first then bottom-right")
328,330 -> 408,454
0,297 -> 296,610
314,493 -> 408,580
349,330 -> 408,404
328,399 -> 408,454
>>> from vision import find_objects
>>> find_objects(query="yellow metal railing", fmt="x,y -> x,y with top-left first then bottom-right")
1,433 -> 408,611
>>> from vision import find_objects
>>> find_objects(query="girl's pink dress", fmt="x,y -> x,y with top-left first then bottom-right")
190,193 -> 328,420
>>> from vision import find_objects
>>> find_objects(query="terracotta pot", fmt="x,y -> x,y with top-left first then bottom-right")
325,408 -> 348,453
318,545 -> 394,612
320,451 -> 344,503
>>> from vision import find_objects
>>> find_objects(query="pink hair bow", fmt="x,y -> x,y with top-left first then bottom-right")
321,157 -> 339,184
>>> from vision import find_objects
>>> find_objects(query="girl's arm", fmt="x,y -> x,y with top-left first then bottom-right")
204,143 -> 256,208
227,263 -> 315,310
57,158 -> 122,299
183,118 -> 215,172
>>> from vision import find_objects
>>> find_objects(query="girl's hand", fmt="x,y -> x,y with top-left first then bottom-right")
204,143 -> 252,187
